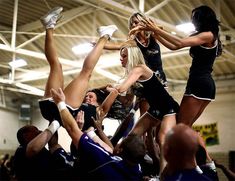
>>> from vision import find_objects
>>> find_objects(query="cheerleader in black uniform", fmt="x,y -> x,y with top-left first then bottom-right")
138,5 -> 222,127
101,12 -> 168,118
110,45 -> 179,174
38,7 -> 118,133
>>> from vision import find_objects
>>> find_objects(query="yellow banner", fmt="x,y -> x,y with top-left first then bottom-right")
193,122 -> 219,146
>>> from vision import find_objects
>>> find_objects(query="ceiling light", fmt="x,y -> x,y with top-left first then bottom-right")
15,83 -> 44,96
9,59 -> 27,68
176,22 -> 195,34
72,43 -> 93,55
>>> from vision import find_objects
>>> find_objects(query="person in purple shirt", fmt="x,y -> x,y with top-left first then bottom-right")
50,87 -> 150,180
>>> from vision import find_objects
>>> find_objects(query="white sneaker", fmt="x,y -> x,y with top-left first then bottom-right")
149,175 -> 160,181
97,25 -> 118,39
40,7 -> 63,29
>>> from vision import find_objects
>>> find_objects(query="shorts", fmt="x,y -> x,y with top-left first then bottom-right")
185,75 -> 216,100
38,98 -> 96,130
147,100 -> 179,120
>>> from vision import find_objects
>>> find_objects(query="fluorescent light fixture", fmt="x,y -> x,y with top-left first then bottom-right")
21,104 -> 31,109
176,22 -> 195,34
72,43 -> 93,55
9,59 -> 27,68
15,83 -> 44,96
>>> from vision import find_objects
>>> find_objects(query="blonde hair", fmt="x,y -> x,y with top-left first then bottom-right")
121,46 -> 146,77
128,12 -> 147,30
128,12 -> 151,39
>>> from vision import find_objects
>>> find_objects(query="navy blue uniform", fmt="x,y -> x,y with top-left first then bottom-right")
185,40 -> 219,100
200,165 -> 219,181
14,145 -> 74,180
14,146 -> 54,180
76,134 -> 143,180
39,98 -> 96,131
164,168 -> 213,181
51,147 -> 75,180
138,73 -> 179,120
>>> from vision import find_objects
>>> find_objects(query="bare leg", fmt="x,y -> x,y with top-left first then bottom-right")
178,96 -> 212,167
139,99 -> 150,150
139,99 -> 149,116
192,101 -> 210,126
146,127 -> 160,175
64,35 -> 109,108
130,112 -> 160,136
158,115 -> 176,175
44,29 -> 63,98
177,96 -> 210,126
131,112 -> 162,175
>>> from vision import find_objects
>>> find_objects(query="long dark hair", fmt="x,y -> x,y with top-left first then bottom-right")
191,5 -> 222,56
88,88 -> 107,105
89,88 -> 130,120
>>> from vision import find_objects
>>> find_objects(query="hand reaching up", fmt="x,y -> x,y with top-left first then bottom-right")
93,108 -> 105,131
50,88 -> 65,104
75,110 -> 84,129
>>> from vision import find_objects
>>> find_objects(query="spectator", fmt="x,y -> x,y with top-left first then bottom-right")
162,123 -> 212,181
14,121 -> 60,180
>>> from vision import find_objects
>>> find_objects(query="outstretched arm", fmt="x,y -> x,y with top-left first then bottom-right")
92,114 -> 114,150
98,86 -> 119,118
86,125 -> 113,153
145,127 -> 161,175
92,39 -> 137,50
135,18 -> 214,50
91,41 -> 123,50
51,88 -> 83,149
115,66 -> 144,93
48,131 -> 62,154
26,120 -> 60,158
104,41 -> 124,50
